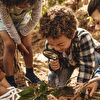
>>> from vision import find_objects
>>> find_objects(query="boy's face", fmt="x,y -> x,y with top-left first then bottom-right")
47,34 -> 72,53
91,9 -> 100,31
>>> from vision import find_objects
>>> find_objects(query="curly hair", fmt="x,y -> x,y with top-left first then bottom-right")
39,5 -> 78,39
0,0 -> 37,6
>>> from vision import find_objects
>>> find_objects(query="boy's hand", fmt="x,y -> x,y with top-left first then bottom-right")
49,59 -> 60,71
73,82 -> 84,94
87,82 -> 98,97
17,43 -> 29,54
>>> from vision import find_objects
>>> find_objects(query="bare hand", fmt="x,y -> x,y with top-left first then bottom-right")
17,43 -> 29,54
73,82 -> 84,94
87,82 -> 98,97
49,59 -> 60,71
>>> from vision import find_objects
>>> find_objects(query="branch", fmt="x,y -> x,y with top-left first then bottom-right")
73,77 -> 100,100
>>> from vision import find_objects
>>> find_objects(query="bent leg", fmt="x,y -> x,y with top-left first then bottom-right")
0,31 -> 17,87
21,33 -> 33,68
21,33 -> 40,83
48,71 -> 57,87
48,66 -> 75,87
0,31 -> 16,75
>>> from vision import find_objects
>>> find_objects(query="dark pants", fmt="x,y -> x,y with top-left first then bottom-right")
94,52 -> 100,75
48,66 -> 75,87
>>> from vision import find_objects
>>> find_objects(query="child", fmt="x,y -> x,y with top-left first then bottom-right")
87,0 -> 100,96
39,5 -> 99,94
0,0 -> 42,87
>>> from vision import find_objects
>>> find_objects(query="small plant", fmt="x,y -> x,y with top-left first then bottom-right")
18,77 -> 100,100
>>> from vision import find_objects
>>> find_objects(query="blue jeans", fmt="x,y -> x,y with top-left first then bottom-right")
95,52 -> 100,76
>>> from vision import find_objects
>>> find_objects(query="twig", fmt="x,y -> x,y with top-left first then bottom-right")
73,77 -> 100,100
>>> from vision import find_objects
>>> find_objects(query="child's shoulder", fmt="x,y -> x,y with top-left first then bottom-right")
77,28 -> 90,37
76,28 -> 92,41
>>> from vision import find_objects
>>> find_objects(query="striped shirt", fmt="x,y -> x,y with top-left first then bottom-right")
0,0 -> 42,44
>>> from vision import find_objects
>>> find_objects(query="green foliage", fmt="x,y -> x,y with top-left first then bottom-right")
48,0 -> 56,7
18,81 -> 75,100
19,87 -> 34,97
42,5 -> 48,15
39,81 -> 48,93
18,81 -> 49,100
57,0 -> 66,4
18,80 -> 100,100
47,0 -> 66,7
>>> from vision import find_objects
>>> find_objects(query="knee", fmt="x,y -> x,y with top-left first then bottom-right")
48,72 -> 56,87
5,43 -> 16,54
48,72 -> 56,81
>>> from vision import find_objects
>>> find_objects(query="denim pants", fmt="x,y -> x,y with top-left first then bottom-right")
94,52 -> 100,76
48,52 -> 100,87
48,66 -> 75,87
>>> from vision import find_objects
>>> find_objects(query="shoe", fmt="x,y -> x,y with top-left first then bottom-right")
25,72 -> 40,83
6,77 -> 17,88
7,80 -> 17,88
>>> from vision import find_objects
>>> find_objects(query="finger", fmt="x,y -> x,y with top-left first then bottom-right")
50,61 -> 59,65
23,47 -> 29,54
73,83 -> 80,89
53,67 -> 60,71
89,86 -> 97,97
50,63 -> 60,68
51,66 -> 59,71
20,44 -> 29,54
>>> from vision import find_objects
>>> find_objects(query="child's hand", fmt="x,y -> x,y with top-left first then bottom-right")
49,59 -> 60,71
87,82 -> 98,97
73,82 -> 84,94
17,43 -> 29,54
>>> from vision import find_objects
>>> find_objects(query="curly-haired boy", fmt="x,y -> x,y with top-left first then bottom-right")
39,5 -> 100,96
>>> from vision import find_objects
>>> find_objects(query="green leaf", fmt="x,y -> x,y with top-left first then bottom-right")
39,81 -> 48,93
19,87 -> 34,97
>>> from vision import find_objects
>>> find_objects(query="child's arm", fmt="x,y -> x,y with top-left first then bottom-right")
77,33 -> 95,83
94,67 -> 100,77
0,1 -> 21,44
19,0 -> 42,36
88,67 -> 100,96
88,68 -> 100,96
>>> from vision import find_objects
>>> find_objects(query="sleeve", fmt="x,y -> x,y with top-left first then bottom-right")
19,0 -> 42,36
0,2 -> 21,44
77,33 -> 95,83
94,67 -> 100,88
94,67 -> 100,77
